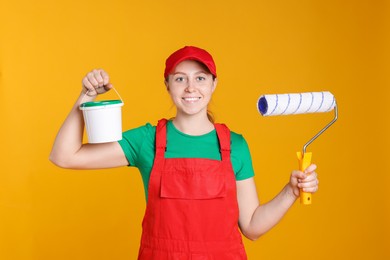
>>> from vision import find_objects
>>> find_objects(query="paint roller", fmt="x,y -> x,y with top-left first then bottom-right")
257,91 -> 338,205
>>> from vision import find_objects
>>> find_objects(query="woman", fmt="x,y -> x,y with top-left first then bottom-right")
50,46 -> 319,259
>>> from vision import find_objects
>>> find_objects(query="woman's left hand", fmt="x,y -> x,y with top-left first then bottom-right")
289,164 -> 319,198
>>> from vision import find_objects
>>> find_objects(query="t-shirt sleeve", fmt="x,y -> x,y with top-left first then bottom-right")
118,123 -> 155,166
231,133 -> 255,181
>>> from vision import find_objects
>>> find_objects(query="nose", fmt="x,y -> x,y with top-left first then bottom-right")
185,79 -> 196,92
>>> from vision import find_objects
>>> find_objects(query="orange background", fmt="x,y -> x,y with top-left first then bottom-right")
1,0 -> 389,259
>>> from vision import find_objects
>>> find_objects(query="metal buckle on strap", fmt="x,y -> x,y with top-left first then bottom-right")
156,145 -> 167,152
220,148 -> 231,153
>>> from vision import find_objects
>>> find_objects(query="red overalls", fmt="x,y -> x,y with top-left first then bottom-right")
138,119 -> 247,259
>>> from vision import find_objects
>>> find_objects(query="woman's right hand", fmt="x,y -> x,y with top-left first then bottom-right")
82,69 -> 113,96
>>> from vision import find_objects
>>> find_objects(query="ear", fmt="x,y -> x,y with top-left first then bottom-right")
164,79 -> 169,91
211,78 -> 218,93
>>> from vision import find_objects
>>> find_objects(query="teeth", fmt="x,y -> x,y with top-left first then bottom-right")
183,97 -> 200,101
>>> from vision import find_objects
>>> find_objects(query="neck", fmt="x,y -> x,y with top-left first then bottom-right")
172,113 -> 214,135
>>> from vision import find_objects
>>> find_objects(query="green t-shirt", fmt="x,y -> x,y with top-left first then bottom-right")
118,120 -> 255,200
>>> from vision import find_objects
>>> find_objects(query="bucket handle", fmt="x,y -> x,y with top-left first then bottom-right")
81,86 -> 124,105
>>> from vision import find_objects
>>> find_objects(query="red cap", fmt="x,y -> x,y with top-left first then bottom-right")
164,46 -> 217,79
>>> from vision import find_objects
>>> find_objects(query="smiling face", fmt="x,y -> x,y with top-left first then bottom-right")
165,60 -> 217,119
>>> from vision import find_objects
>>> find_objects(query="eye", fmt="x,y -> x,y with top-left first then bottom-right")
196,76 -> 206,81
174,76 -> 185,82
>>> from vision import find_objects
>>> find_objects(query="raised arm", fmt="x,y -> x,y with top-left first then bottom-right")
237,164 -> 318,241
49,69 -> 128,169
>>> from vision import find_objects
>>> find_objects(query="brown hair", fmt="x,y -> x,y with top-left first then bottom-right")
207,110 -> 215,123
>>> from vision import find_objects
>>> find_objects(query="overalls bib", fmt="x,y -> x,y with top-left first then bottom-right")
138,119 -> 247,259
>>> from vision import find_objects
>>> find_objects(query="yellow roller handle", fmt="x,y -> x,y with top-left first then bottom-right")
297,152 -> 313,205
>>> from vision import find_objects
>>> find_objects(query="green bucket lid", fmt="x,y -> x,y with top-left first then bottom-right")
80,100 -> 123,108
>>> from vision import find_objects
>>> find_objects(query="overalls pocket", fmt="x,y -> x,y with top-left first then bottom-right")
160,168 -> 226,200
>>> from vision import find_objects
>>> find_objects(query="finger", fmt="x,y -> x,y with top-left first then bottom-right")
299,178 -> 319,187
100,69 -> 110,86
301,171 -> 318,182
301,184 -> 319,193
104,83 -> 113,91
82,77 -> 93,90
299,179 -> 319,192
92,69 -> 105,87
291,170 -> 306,180
82,77 -> 97,95
290,170 -> 304,197
87,72 -> 100,88
304,164 -> 317,174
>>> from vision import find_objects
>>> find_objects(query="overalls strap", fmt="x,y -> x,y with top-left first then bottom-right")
155,119 -> 168,157
214,123 -> 231,161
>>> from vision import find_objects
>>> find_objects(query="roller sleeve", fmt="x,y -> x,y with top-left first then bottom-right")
257,91 -> 335,116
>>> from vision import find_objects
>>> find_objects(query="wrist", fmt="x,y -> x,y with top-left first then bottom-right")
78,91 -> 96,104
283,184 -> 299,202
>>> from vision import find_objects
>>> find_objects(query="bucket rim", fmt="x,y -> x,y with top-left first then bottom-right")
80,99 -> 123,108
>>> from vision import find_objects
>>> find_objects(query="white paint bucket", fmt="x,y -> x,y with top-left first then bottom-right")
80,99 -> 124,143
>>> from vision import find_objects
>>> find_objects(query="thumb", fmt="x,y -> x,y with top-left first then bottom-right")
290,170 -> 304,197
104,83 -> 114,91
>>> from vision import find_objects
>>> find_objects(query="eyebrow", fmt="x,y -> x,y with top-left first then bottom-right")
172,70 -> 208,76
